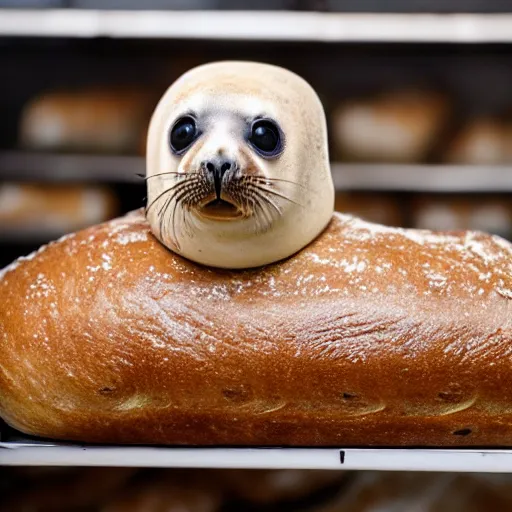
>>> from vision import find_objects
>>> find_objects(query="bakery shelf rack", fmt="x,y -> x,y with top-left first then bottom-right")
2,7 -> 512,474
0,151 -> 144,184
2,151 -> 512,193
2,9 -> 512,43
3,439 -> 512,473
2,422 -> 512,472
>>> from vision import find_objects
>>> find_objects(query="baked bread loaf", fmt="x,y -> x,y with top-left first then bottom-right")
444,118 -> 511,165
2,467 -> 345,511
411,196 -> 512,240
0,468 -> 136,512
1,209 -> 512,446
101,471 -> 223,512
314,472 -> 512,512
331,90 -> 449,162
19,89 -> 154,153
219,469 -> 346,505
0,183 -> 118,233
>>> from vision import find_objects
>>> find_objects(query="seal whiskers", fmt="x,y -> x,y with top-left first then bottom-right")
149,171 -> 304,244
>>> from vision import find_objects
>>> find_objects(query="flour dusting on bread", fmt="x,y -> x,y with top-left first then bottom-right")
1,210 -> 512,446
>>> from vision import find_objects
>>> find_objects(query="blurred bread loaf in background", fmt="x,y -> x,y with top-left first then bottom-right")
0,467 -> 137,512
0,183 -> 118,233
314,472 -> 512,512
443,117 -> 512,164
19,88 -> 155,153
331,89 -> 449,162
100,471 -> 223,512
218,469 -> 346,505
411,195 -> 512,239
4,466 -> 512,511
1,467 -> 346,512
335,192 -> 403,227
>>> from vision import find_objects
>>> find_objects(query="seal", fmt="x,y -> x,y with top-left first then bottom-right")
145,61 -> 334,269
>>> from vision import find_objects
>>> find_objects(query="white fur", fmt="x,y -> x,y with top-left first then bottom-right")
146,61 -> 334,269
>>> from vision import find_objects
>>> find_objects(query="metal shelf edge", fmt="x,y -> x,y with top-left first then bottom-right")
3,444 -> 512,472
331,163 -> 512,192
1,10 -> 512,42
0,151 -> 144,183
1,152 -> 511,192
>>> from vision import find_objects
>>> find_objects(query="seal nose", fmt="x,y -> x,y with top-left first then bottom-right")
205,159 -> 233,198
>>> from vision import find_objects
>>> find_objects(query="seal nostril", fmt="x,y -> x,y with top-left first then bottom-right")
221,162 -> 231,174
206,162 -> 215,173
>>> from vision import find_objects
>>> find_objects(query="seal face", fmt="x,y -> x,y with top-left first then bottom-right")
146,61 -> 334,269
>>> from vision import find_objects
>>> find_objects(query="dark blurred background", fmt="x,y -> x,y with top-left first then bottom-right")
2,1 -> 512,510
1,1 -> 512,270
4,466 -> 512,511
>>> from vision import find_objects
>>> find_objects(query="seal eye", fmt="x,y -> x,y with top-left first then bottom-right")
169,116 -> 197,154
249,119 -> 282,157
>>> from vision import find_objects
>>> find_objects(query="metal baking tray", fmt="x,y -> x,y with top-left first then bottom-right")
3,424 -> 512,472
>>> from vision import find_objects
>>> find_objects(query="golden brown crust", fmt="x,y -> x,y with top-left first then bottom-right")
1,210 -> 512,446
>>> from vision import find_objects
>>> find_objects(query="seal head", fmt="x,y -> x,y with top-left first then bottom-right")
146,61 -> 334,269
